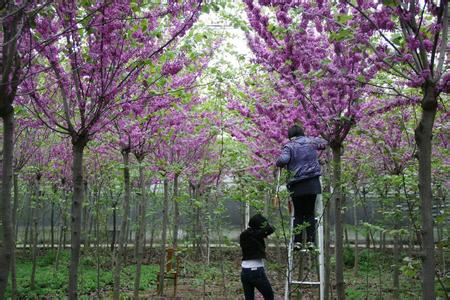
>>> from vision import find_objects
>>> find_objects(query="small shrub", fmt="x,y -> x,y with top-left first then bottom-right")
343,247 -> 355,268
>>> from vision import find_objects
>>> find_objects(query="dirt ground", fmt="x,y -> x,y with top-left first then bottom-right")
128,247 -> 320,299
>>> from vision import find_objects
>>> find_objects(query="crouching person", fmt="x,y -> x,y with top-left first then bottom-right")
239,213 -> 275,300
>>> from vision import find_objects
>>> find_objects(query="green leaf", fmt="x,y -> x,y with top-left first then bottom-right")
336,14 -> 353,24
392,34 -> 404,46
201,5 -> 210,13
383,0 -> 397,7
330,29 -> 354,42
356,74 -> 366,82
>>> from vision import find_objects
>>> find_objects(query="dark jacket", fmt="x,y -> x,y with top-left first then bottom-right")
240,214 -> 275,261
276,136 -> 327,188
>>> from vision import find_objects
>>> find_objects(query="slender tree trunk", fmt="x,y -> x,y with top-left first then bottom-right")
11,172 -> 19,299
133,160 -> 147,299
344,227 -> 349,249
158,178 -> 170,296
149,220 -> 155,254
82,181 -> 89,250
55,216 -> 64,270
62,187 -> 68,250
0,111 -> 14,298
323,171 -> 331,300
30,210 -> 38,289
95,193 -> 101,299
393,227 -> 400,299
51,201 -> 55,249
113,149 -> 131,300
87,214 -> 93,251
332,145 -> 345,300
24,214 -> 30,249
366,231 -> 370,250
415,83 -> 437,300
62,214 -> 67,249
353,196 -> 359,276
30,176 -> 40,290
172,174 -> 179,249
111,200 -> 117,251
68,138 -> 87,300
41,211 -> 46,247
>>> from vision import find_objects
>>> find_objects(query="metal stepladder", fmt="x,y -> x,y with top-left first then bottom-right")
277,170 -> 325,300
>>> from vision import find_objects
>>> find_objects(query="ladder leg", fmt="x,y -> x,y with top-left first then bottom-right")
316,194 -> 325,300
286,192 -> 325,299
284,209 -> 294,300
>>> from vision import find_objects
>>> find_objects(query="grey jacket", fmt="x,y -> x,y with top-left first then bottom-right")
276,136 -> 327,186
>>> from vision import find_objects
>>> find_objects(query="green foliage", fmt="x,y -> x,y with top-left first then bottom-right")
7,251 -> 158,298
345,287 -> 366,299
400,256 -> 421,278
343,247 -> 355,268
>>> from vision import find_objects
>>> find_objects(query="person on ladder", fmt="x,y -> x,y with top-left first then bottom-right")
276,125 -> 327,249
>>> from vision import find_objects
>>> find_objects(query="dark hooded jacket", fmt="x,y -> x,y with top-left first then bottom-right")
239,214 -> 275,261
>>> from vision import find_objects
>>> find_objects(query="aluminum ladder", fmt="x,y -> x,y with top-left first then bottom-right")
284,192 -> 325,300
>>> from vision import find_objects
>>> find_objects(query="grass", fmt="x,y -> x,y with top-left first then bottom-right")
7,250 -> 158,299
6,246 -> 448,299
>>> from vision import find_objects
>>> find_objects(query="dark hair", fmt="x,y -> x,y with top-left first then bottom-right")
288,125 -> 304,139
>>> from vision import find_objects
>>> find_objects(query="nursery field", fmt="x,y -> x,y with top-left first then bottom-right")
0,0 -> 448,299
8,246 -> 448,299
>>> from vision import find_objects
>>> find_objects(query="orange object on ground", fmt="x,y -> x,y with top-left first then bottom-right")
157,247 -> 181,296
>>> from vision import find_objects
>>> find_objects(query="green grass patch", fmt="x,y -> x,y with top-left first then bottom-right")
7,250 -> 158,298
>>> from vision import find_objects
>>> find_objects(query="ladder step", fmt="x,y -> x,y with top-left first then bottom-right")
291,280 -> 320,285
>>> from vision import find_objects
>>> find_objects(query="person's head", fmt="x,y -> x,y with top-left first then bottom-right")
248,213 -> 268,229
288,125 -> 304,140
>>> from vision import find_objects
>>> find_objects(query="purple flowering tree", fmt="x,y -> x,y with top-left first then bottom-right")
242,1 -> 381,297
20,1 -> 203,298
339,1 -> 448,296
109,45 -> 213,297
0,2 -> 44,296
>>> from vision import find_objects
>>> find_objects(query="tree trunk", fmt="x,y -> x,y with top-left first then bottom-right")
51,201 -> 55,249
344,227 -> 349,249
62,187 -> 68,250
95,191 -> 101,299
30,175 -> 40,290
113,149 -> 131,300
0,111 -> 14,298
82,181 -> 89,250
11,172 -> 19,299
30,210 -> 38,289
55,218 -> 64,270
353,197 -> 359,276
111,200 -> 117,251
149,220 -> 155,254
158,178 -> 169,296
41,211 -> 46,247
332,145 -> 345,300
21,192 -> 31,247
322,172 -> 331,300
415,83 -> 437,300
133,160 -> 147,299
172,174 -> 179,249
68,139 -> 87,300
393,228 -> 400,299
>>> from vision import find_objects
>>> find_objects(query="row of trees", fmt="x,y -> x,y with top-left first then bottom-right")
228,0 -> 448,299
0,0 -> 448,299
0,1 -> 229,298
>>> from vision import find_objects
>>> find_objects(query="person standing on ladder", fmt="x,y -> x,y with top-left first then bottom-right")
276,125 -> 327,248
